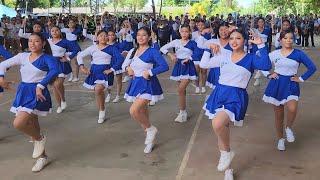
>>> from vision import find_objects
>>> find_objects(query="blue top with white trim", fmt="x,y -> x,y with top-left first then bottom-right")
0,53 -> 59,88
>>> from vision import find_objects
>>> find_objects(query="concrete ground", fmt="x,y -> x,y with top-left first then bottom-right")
0,39 -> 319,180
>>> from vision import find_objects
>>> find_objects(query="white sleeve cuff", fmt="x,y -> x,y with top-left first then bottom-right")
161,49 -> 169,54
110,68 -> 115,72
148,70 -> 153,77
299,77 -> 304,82
257,44 -> 265,49
37,84 -> 45,89
261,71 -> 270,77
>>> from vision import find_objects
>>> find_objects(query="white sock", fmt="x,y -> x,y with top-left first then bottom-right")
180,110 -> 187,114
99,110 -> 105,117
146,125 -> 155,132
220,150 -> 230,155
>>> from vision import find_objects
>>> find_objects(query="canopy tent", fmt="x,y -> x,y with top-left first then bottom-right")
34,13 -> 54,17
0,5 -> 17,18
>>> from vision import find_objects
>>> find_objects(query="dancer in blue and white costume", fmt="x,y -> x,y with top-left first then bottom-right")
0,45 -> 13,94
77,30 -> 124,124
262,30 -> 316,151
147,30 -> 161,106
191,19 -> 212,94
204,22 -> 232,90
200,29 -> 271,172
160,24 -> 202,123
251,17 -> 272,86
0,33 -> 59,172
18,19 -> 51,45
274,20 -> 300,50
48,26 -> 80,113
118,19 -> 135,83
122,27 -> 169,153
118,19 -> 135,52
83,18 -> 124,103
106,30 -> 126,103
61,19 -> 82,82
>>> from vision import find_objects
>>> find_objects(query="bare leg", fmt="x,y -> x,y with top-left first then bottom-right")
178,79 -> 190,111
200,68 -> 207,88
273,105 -> 285,139
212,111 -> 231,151
74,59 -> 79,79
13,112 -> 42,141
116,74 -> 123,96
129,98 -> 150,129
52,80 -> 61,106
286,100 -> 298,128
195,65 -> 200,87
53,78 -> 66,105
94,84 -> 105,111
57,78 -> 66,102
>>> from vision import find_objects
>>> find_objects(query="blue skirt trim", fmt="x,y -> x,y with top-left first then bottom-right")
203,84 -> 248,126
263,75 -> 300,106
55,57 -> 72,78
206,68 -> 220,89
83,64 -> 114,90
10,82 -> 52,116
170,59 -> 197,81
124,76 -> 164,102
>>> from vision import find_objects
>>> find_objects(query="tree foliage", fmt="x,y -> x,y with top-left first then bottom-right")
189,0 -> 239,17
162,0 -> 176,6
121,0 -> 148,12
250,0 -> 320,15
74,0 -> 87,7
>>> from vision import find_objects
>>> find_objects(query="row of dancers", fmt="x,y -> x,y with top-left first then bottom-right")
0,20 -> 317,179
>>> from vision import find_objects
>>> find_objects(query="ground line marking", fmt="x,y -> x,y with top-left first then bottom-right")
176,108 -> 205,180
0,99 -> 12,106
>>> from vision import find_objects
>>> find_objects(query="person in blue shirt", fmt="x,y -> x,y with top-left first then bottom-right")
200,28 -> 271,173
122,27 -> 169,154
0,33 -> 59,172
0,45 -> 13,94
262,30 -> 317,151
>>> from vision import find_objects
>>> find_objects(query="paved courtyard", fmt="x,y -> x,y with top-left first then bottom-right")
0,39 -> 319,180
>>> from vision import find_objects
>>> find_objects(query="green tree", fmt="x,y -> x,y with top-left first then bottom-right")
163,0 -> 175,6
74,0 -> 87,6
3,0 -> 15,8
49,0 -> 61,7
119,0 -> 148,13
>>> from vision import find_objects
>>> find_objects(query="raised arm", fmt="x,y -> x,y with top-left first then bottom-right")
199,49 -> 222,69
274,33 -> 281,49
18,28 -> 31,39
82,28 -> 96,42
251,44 -> 272,71
122,49 -> 134,71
